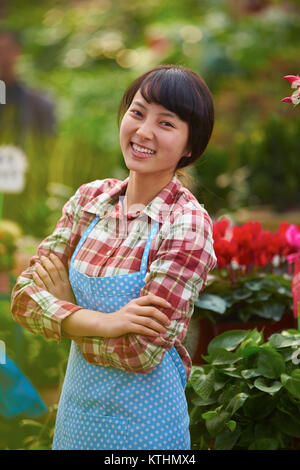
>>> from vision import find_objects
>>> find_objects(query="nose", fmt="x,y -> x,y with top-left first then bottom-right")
135,119 -> 153,140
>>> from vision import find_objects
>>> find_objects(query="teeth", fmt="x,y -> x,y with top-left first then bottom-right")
132,143 -> 155,154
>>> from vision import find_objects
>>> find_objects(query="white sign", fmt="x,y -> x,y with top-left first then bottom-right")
0,340 -> 5,364
0,80 -> 5,104
0,145 -> 27,193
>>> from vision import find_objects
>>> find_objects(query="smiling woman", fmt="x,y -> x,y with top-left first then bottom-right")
11,64 -> 217,450
118,65 -> 214,208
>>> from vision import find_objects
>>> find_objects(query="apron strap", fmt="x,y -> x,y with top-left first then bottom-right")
168,347 -> 187,389
71,216 -> 100,265
139,221 -> 160,279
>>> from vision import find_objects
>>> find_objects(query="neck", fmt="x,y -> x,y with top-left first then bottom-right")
124,171 -> 175,210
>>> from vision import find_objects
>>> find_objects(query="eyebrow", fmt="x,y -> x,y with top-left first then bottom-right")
132,100 -> 177,119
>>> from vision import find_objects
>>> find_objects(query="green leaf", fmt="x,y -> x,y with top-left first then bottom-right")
260,276 -> 282,290
20,420 -> 43,429
202,410 -> 218,420
203,348 -> 242,366
214,371 -> 230,391
205,410 -> 232,437
253,377 -> 282,394
232,288 -> 252,300
213,426 -> 241,450
252,302 -> 285,321
226,392 -> 249,415
195,293 -> 227,314
282,329 -> 300,338
272,411 -> 300,438
192,396 -> 218,407
190,368 -> 215,400
280,370 -> 300,399
226,420 -> 236,432
269,333 -> 300,349
240,344 -> 263,358
241,369 -> 261,379
243,394 -> 277,420
256,348 -> 286,379
219,367 -> 242,378
208,330 -> 249,355
244,280 -> 263,291
246,291 -> 271,303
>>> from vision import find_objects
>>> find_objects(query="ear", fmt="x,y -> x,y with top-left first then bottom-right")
184,151 -> 192,158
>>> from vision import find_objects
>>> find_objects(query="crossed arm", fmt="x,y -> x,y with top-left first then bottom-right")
32,254 -> 171,339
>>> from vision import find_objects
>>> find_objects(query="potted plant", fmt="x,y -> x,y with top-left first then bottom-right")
186,328 -> 300,450
186,219 -> 299,364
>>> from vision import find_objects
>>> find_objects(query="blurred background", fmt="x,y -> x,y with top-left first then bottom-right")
0,0 -> 299,449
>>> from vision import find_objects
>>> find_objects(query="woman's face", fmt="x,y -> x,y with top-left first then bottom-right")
120,89 -> 190,178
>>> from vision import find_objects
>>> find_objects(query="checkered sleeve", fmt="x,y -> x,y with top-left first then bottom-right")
78,208 -> 217,373
10,185 -> 90,342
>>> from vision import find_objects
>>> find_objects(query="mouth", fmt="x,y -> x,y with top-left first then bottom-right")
130,142 -> 156,159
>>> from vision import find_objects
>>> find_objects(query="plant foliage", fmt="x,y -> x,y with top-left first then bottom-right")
186,328 -> 300,450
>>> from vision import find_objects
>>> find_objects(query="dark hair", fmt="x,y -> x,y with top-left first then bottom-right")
118,64 -> 214,174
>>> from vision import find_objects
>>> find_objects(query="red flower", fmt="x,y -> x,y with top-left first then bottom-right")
212,218 -> 298,271
273,222 -> 295,258
214,238 -> 236,269
231,221 -> 262,267
213,217 -> 231,240
213,218 -> 236,269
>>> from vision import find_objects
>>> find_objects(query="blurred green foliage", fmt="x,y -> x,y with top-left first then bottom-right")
0,0 -> 300,237
0,299 -> 69,388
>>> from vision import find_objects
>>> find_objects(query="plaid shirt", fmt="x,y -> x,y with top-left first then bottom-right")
11,174 -> 216,382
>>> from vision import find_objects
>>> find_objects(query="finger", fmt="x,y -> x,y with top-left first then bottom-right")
127,310 -> 169,333
129,323 -> 163,337
136,294 -> 172,309
133,305 -> 171,326
49,253 -> 68,281
35,262 -> 54,290
32,271 -> 47,290
136,316 -> 168,334
40,256 -> 62,285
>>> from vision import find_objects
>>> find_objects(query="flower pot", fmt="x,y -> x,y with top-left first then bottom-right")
191,310 -> 297,365
212,310 -> 297,338
190,317 -> 215,365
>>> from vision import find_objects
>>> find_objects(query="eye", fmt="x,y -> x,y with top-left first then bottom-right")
129,109 -> 143,117
161,121 -> 174,128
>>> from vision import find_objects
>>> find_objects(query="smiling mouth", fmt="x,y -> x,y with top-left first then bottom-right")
130,142 -> 156,155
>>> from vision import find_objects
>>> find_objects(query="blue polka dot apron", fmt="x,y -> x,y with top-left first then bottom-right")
52,216 -> 190,450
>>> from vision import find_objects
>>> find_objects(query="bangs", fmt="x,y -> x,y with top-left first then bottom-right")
139,68 -> 199,123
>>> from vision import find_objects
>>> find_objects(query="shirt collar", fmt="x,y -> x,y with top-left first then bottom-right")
83,174 -> 183,223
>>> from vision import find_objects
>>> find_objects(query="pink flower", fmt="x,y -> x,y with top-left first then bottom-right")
285,224 -> 300,263
281,74 -> 300,106
283,75 -> 300,86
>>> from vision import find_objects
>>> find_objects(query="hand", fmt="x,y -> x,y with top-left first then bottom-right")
101,294 -> 172,338
32,253 -> 76,304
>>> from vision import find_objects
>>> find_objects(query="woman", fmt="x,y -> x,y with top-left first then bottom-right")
11,64 -> 217,450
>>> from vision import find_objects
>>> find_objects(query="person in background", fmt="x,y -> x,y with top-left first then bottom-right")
0,30 -> 55,142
